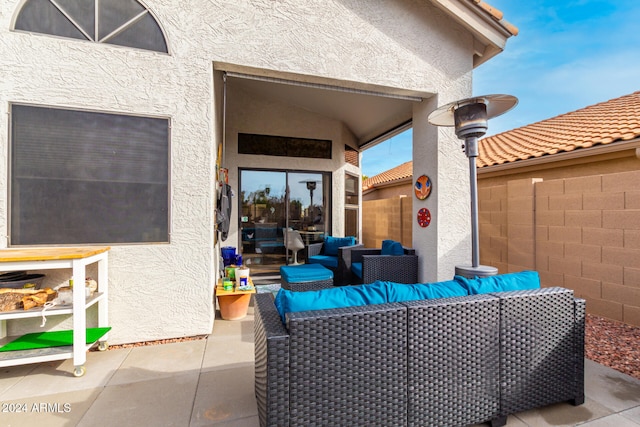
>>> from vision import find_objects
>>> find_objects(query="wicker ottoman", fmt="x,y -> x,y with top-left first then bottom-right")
280,264 -> 334,291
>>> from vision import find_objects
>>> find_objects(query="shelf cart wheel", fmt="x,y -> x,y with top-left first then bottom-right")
98,341 -> 109,351
73,365 -> 86,377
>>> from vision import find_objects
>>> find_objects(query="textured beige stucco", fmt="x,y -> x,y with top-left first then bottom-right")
0,0 -> 478,343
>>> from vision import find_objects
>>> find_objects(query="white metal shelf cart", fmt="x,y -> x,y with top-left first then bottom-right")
0,246 -> 109,377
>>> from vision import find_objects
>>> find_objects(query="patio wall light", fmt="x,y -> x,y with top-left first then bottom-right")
428,94 -> 518,278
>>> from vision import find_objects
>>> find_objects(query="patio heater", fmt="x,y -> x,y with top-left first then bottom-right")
428,94 -> 518,278
300,180 -> 317,224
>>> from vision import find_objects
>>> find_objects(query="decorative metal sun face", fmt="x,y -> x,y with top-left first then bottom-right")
414,175 -> 432,200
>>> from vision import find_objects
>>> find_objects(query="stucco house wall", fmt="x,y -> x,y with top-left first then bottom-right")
0,0 -> 487,344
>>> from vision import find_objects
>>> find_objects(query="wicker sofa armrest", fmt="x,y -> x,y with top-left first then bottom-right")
335,243 -> 364,285
254,293 -> 291,427
285,303 -> 408,426
574,297 -> 586,406
492,287 -> 585,419
404,294 -> 502,427
402,246 -> 416,255
349,248 -> 382,263
306,241 -> 324,257
361,254 -> 418,284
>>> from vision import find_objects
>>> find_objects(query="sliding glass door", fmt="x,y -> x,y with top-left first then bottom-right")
239,169 -> 330,276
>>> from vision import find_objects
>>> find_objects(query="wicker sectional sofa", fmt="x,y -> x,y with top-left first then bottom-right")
254,282 -> 585,427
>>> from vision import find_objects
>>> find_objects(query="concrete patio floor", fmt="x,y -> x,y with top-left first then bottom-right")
1,301 -> 640,427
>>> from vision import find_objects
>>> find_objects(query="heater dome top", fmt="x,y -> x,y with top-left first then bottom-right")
427,94 -> 518,127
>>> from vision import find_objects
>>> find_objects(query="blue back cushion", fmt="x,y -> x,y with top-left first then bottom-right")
324,236 -> 356,256
381,239 -> 404,255
273,279 -> 470,324
274,281 -> 388,323
385,280 -> 468,302
455,270 -> 541,295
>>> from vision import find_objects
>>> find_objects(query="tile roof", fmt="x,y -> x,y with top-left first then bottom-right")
364,91 -> 640,188
363,161 -> 412,191
468,0 -> 519,36
478,91 -> 640,167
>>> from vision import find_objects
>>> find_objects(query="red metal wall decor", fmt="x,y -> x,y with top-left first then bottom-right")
417,208 -> 431,228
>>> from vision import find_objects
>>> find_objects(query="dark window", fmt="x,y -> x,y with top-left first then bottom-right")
14,0 -> 168,53
238,133 -> 332,159
10,104 -> 169,245
345,173 -> 359,238
345,208 -> 358,239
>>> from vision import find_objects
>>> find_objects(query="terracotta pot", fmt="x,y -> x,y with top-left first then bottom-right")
218,293 -> 252,320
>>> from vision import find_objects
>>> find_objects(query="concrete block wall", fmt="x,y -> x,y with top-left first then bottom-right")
480,171 -> 640,326
479,184 -> 508,271
362,196 -> 412,249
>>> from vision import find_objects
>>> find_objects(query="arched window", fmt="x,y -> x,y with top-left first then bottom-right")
14,0 -> 168,53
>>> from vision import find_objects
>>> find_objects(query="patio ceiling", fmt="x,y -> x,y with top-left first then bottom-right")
225,73 -> 425,150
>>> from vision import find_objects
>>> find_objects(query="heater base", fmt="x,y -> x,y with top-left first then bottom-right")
455,265 -> 498,279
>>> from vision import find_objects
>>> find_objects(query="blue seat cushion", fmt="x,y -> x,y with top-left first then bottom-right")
280,264 -> 333,283
274,281 -> 388,323
455,270 -> 541,295
381,239 -> 404,255
308,255 -> 338,268
323,236 -> 356,256
351,262 -> 363,278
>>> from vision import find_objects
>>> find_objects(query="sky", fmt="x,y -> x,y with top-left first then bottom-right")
361,0 -> 640,178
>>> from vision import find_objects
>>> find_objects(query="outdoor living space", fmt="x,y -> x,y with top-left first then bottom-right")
0,292 -> 639,427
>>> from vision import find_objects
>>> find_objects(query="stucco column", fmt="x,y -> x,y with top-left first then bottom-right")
412,93 -> 472,282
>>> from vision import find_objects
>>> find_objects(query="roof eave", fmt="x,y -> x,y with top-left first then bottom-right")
430,0 -> 517,67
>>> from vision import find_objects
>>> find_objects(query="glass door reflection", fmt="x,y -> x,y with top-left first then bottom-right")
288,172 -> 327,247
239,169 -> 330,276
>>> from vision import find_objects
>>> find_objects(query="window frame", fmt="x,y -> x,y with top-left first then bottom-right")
8,102 -> 172,247
344,172 -> 359,239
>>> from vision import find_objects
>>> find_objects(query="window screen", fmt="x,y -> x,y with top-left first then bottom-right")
10,104 -> 169,245
345,174 -> 359,205
14,0 -> 168,53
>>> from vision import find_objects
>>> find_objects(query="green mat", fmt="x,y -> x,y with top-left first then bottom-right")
0,327 -> 111,352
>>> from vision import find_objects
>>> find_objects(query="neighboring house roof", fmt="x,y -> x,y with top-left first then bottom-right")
478,91 -> 640,167
363,161 -> 413,192
364,91 -> 640,188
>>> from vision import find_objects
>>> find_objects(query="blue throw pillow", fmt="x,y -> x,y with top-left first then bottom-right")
273,281 -> 388,324
455,270 -> 541,295
381,240 -> 404,255
385,280 -> 468,303
324,236 -> 356,256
